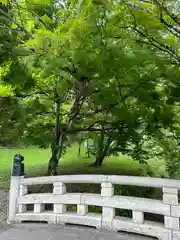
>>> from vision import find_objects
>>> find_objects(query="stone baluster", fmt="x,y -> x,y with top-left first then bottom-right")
77,204 -> 88,216
19,184 -> 28,213
34,203 -> 45,213
33,181 -> 45,214
53,182 -> 66,214
163,187 -> 179,240
132,211 -> 144,224
101,182 -> 115,230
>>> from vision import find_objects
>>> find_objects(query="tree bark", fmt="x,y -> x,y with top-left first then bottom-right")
78,141 -> 81,157
47,100 -> 62,176
47,151 -> 59,175
92,153 -> 105,167
47,74 -> 89,175
47,136 -> 64,175
92,135 -> 112,167
86,139 -> 90,158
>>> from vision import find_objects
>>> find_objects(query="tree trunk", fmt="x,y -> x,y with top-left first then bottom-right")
86,139 -> 90,158
47,100 -> 62,176
47,132 -> 64,175
92,153 -> 105,167
47,152 -> 59,175
78,141 -> 81,157
92,135 -> 112,167
91,129 -> 105,167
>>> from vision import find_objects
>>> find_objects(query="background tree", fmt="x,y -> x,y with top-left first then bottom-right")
0,0 -> 180,176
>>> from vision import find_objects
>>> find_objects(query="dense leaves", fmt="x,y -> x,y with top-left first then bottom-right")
0,0 -> 180,175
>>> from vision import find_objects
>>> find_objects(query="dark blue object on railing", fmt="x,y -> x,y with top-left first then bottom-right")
12,154 -> 24,176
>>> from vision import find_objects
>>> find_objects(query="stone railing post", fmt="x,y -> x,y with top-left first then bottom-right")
77,204 -> 88,216
163,187 -> 179,239
132,210 -> 144,224
8,154 -> 24,223
34,203 -> 45,213
18,177 -> 28,213
8,175 -> 20,223
53,182 -> 66,214
101,182 -> 115,230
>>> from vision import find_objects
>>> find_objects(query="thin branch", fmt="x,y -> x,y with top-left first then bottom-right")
0,8 -> 32,39
115,78 -> 123,98
34,111 -> 54,116
153,0 -> 180,26
67,126 -> 123,133
77,78 -> 150,120
12,1 -> 52,31
131,26 -> 180,63
159,17 -> 180,37
121,0 -> 180,63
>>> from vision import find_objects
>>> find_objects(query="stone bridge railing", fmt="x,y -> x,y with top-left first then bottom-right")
8,174 -> 180,240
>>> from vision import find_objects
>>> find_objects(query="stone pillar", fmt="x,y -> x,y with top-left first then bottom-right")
19,181 -> 28,213
163,187 -> 179,240
8,175 -> 20,223
8,154 -> 24,224
34,203 -> 45,213
77,204 -> 88,216
132,211 -> 144,224
53,182 -> 66,214
101,182 -> 115,230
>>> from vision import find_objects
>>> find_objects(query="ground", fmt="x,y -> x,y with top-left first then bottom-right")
0,190 -> 8,229
0,224 -> 155,240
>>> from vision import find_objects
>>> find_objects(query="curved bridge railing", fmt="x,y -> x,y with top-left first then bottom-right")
8,174 -> 180,240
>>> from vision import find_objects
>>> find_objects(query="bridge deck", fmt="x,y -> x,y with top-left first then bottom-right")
0,224 -> 155,240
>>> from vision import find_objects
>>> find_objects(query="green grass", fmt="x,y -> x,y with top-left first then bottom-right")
0,147 -> 51,171
0,145 -> 167,190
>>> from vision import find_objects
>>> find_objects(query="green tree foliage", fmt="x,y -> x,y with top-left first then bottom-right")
0,2 -> 15,64
0,0 -> 180,175
114,0 -> 180,64
0,96 -> 26,146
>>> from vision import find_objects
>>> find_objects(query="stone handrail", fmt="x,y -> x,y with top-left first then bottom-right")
20,174 -> 180,188
8,174 -> 180,240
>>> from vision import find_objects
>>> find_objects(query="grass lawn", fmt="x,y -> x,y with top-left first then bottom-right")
0,145 -> 167,190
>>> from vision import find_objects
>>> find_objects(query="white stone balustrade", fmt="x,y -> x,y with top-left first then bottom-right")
8,174 -> 180,240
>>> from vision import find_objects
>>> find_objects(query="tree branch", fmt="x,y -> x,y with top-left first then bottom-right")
121,0 -> 180,63
131,26 -> 180,63
153,0 -> 180,26
0,8 -> 32,39
67,126 -> 122,134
